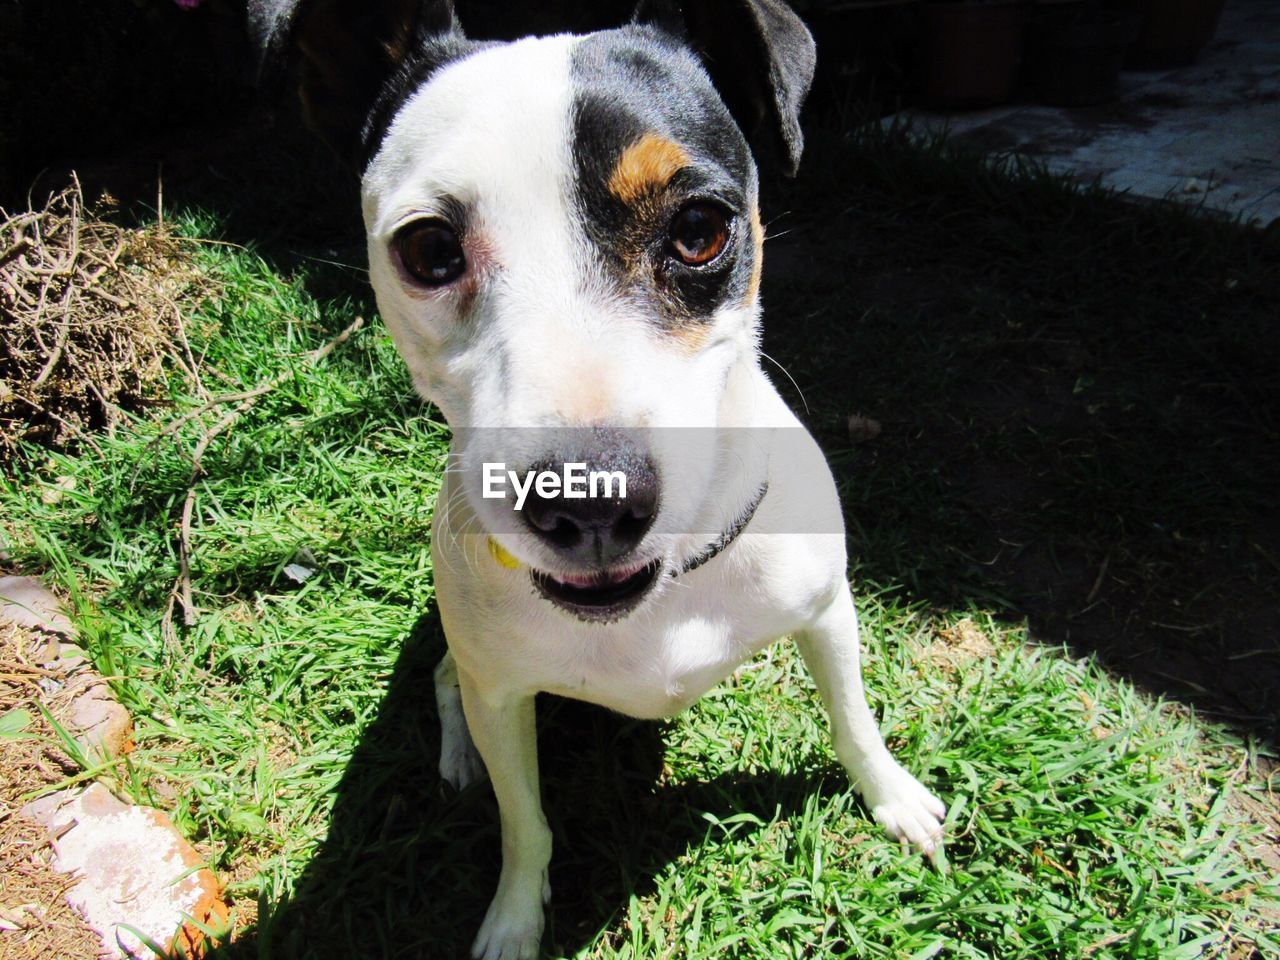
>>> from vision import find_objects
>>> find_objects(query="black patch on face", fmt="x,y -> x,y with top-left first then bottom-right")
359,34 -> 494,173
570,27 -> 759,330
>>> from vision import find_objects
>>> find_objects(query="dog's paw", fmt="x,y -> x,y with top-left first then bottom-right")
856,759 -> 947,861
436,674 -> 487,790
440,733 -> 487,790
471,878 -> 546,960
438,713 -> 487,790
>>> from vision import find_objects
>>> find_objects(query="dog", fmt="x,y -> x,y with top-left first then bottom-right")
250,1 -> 946,956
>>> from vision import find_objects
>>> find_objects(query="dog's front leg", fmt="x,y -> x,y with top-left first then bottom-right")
457,669 -> 551,960
795,585 -> 947,860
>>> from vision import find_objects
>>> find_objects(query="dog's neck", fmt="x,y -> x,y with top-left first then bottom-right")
675,477 -> 768,576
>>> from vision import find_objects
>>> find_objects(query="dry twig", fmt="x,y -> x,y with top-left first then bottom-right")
162,316 -> 366,640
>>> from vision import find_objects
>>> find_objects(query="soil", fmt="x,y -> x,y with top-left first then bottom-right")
0,621 -> 102,960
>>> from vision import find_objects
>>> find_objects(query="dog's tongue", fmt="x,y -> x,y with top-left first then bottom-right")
554,563 -> 644,588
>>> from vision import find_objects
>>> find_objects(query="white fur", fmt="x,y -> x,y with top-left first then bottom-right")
363,34 -> 945,960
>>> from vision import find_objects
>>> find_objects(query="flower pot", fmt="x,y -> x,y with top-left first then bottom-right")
1028,6 -> 1142,105
917,0 -> 1028,109
1117,0 -> 1227,68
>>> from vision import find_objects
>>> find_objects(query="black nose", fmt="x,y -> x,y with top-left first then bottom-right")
521,446 -> 659,565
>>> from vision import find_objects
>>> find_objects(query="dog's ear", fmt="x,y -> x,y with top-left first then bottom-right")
634,0 -> 815,175
248,0 -> 461,161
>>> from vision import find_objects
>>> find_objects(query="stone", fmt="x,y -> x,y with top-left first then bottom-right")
22,784 -> 230,959
0,576 -> 133,761
0,575 -> 74,636
65,677 -> 135,762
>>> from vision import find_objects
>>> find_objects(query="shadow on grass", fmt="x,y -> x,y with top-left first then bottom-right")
210,607 -> 844,959
756,127 -> 1280,748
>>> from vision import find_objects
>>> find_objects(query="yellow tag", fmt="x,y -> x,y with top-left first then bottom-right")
488,537 -> 521,570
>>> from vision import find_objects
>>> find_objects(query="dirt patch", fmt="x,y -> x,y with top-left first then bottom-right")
938,618 -> 996,660
921,617 -> 998,676
0,179 -> 211,461
0,621 -> 101,960
1232,786 -> 1280,880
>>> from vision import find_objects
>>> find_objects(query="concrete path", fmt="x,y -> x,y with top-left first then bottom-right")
896,0 -> 1280,226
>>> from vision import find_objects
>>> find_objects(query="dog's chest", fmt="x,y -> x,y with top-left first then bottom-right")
545,614 -> 751,718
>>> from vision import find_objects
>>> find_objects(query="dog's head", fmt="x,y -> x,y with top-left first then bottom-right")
251,0 -> 814,620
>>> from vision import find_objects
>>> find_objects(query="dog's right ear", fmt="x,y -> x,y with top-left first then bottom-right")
247,0 -> 461,163
633,0 -> 815,176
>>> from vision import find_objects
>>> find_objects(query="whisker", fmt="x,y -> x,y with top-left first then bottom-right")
760,350 -> 809,415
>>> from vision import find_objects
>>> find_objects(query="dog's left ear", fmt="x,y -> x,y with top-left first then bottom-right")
248,0 -> 462,163
635,0 -> 816,175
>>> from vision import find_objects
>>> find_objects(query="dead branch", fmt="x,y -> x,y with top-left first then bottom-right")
163,315 -> 366,637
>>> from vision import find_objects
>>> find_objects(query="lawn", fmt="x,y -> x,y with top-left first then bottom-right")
2,120 -> 1278,959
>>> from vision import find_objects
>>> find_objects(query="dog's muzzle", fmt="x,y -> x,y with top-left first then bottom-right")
519,449 -> 659,568
510,429 -> 661,621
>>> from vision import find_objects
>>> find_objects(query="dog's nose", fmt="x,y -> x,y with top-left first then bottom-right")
520,450 -> 658,565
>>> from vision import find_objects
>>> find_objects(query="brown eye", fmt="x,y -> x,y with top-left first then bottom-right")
668,202 -> 730,266
394,219 -> 466,287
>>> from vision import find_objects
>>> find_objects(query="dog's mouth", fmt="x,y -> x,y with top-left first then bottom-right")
531,558 -> 663,622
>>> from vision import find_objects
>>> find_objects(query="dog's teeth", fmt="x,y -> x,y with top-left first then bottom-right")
553,564 -> 644,588
555,572 -> 599,588
606,564 -> 647,584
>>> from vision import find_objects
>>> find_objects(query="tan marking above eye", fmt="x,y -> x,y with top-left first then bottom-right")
607,132 -> 690,204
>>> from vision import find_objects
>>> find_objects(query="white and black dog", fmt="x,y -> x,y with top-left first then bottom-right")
251,1 -> 946,956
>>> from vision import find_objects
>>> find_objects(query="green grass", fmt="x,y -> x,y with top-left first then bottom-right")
3,124 -> 1279,959
3,223 -> 450,892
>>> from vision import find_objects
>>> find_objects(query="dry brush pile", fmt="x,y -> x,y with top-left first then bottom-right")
0,180 -> 210,461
